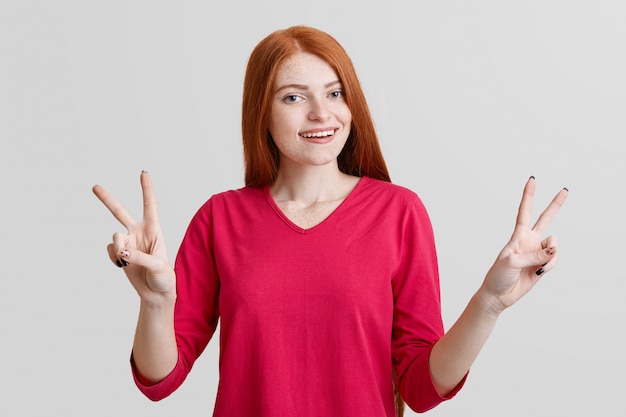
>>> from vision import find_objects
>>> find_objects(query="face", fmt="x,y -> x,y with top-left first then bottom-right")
268,52 -> 352,170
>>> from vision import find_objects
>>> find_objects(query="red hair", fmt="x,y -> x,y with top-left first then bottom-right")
241,25 -> 391,187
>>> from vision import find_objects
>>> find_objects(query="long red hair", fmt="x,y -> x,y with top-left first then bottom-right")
241,25 -> 391,187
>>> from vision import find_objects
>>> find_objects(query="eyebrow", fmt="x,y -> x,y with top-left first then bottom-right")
274,80 -> 342,94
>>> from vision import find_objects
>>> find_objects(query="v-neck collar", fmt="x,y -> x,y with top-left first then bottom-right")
263,176 -> 367,234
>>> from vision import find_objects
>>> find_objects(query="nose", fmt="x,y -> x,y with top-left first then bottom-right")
308,98 -> 330,121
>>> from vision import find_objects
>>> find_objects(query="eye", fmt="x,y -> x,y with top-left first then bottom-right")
282,94 -> 303,103
330,90 -> 345,99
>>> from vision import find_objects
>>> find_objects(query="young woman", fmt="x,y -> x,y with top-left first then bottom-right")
93,25 -> 568,417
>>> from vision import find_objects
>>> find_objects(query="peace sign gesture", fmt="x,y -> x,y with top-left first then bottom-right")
480,177 -> 569,313
93,171 -> 176,305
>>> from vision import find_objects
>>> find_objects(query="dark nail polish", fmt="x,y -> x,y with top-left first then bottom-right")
120,259 -> 129,267
535,268 -> 544,276
116,260 -> 123,268
529,175 -> 535,180
563,187 -> 569,192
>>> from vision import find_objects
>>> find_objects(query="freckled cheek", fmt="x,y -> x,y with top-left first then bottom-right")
267,113 -> 296,140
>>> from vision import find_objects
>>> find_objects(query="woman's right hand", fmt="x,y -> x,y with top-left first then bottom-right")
93,171 -> 176,305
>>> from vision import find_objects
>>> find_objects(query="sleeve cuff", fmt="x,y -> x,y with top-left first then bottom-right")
130,351 -> 188,401
398,345 -> 468,413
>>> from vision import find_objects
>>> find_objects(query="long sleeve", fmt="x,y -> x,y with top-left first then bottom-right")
391,196 -> 466,412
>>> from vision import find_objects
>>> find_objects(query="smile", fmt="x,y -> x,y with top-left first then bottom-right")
300,129 -> 336,138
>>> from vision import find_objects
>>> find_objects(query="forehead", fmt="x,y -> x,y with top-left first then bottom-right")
274,52 -> 339,85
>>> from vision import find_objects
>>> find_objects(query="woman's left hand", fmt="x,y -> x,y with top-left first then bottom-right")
479,177 -> 568,314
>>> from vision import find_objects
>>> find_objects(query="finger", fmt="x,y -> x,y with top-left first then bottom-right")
513,176 -> 536,234
106,243 -> 128,268
534,236 -> 559,275
92,184 -> 137,229
112,231 -> 128,252
532,187 -> 569,234
536,253 -> 559,276
140,171 -> 160,224
511,245 -> 558,274
110,232 -> 130,265
118,247 -> 168,273
541,235 -> 559,249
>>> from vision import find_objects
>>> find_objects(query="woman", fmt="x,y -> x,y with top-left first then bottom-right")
93,26 -> 568,416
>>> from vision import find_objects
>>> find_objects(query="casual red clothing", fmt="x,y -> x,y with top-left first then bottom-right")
132,176 -> 465,415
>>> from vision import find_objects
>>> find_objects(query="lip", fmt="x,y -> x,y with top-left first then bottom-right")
299,128 -> 337,144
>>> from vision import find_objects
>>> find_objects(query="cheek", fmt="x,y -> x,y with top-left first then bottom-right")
340,109 -> 352,133
337,105 -> 352,125
267,124 -> 282,144
268,108 -> 294,135
268,122 -> 289,144
267,109 -> 278,136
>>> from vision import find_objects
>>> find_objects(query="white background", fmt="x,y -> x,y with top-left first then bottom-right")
1,1 -> 624,415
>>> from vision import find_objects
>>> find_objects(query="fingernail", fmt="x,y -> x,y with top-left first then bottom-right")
563,187 -> 569,192
529,175 -> 535,180
535,268 -> 544,276
116,260 -> 124,268
142,170 -> 148,174
120,259 -> 129,267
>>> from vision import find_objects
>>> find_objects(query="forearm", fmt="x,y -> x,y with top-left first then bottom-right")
132,294 -> 178,383
429,288 -> 501,396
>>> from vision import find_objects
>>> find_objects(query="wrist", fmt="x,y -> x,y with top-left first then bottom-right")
473,286 -> 506,318
140,291 -> 177,311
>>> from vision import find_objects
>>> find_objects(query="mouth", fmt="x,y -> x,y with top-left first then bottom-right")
299,129 -> 337,143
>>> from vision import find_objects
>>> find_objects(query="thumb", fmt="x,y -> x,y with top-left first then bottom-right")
119,248 -> 171,275
515,246 -> 557,276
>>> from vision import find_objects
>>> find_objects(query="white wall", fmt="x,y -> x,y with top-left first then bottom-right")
1,1 -> 624,415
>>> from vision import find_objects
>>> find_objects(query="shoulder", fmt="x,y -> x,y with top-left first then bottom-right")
354,177 -> 433,226
353,178 -> 434,238
209,185 -> 264,203
203,185 -> 264,205
193,185 -> 266,217
359,177 -> 426,209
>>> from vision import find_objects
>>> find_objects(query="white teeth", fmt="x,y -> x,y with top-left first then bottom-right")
301,130 -> 334,138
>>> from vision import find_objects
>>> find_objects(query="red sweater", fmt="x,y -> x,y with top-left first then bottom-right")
132,177 -> 465,416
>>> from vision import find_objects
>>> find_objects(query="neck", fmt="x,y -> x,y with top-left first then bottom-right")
270,160 -> 354,206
